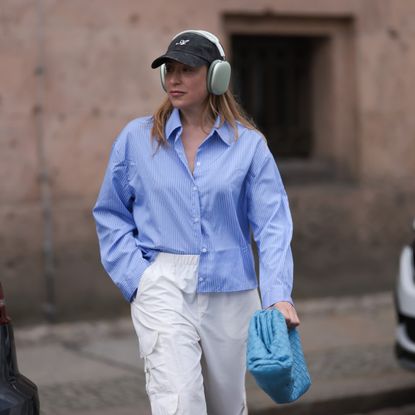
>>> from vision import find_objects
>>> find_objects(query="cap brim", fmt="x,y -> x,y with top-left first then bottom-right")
151,51 -> 208,68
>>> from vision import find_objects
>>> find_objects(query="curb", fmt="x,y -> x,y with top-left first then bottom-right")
250,386 -> 415,415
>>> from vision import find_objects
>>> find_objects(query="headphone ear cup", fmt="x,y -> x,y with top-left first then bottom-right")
160,64 -> 167,92
207,60 -> 231,95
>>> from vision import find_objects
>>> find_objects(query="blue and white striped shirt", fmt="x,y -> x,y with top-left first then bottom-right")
93,108 -> 294,308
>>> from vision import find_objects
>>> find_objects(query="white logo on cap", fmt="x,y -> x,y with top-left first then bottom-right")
176,39 -> 190,46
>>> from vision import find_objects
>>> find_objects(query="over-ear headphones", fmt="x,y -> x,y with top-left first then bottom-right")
160,30 -> 231,96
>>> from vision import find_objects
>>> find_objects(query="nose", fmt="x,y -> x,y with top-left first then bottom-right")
166,68 -> 181,86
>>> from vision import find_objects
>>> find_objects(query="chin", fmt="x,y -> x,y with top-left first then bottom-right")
170,102 -> 190,111
168,97 -> 185,108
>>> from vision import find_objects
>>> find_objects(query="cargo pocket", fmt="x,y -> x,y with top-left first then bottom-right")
149,392 -> 179,415
139,328 -> 158,398
140,331 -> 179,415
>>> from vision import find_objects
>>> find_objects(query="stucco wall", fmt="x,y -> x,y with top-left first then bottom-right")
0,0 -> 414,322
357,0 -> 415,182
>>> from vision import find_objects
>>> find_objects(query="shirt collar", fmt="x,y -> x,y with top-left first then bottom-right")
212,117 -> 234,146
165,108 -> 234,146
165,108 -> 182,142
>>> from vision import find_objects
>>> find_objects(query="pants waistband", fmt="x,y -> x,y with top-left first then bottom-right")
155,252 -> 200,265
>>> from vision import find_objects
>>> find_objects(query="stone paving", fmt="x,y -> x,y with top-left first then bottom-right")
350,405 -> 415,415
13,292 -> 415,415
34,344 -> 400,414
39,375 -> 148,414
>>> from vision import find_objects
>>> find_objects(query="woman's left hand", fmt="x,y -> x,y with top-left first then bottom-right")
272,301 -> 300,328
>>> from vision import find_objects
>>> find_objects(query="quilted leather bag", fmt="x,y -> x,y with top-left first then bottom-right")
247,308 -> 311,404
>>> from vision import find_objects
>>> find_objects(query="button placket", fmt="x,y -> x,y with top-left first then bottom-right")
192,149 -> 208,286
191,180 -> 202,244
174,135 -> 196,179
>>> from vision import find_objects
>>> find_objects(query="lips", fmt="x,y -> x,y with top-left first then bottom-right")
169,90 -> 185,97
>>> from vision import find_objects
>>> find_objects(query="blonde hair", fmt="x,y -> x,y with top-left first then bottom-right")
151,90 -> 259,147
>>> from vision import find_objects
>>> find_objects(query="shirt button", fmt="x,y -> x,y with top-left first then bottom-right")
193,186 -> 197,191
193,218 -> 199,223
196,161 -> 201,167
201,247 -> 207,253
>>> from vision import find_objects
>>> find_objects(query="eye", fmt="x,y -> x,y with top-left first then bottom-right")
183,66 -> 195,73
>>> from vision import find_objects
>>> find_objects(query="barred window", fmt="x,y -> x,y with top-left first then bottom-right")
232,35 -> 314,159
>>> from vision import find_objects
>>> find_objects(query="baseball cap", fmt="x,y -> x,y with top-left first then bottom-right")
151,31 -> 224,68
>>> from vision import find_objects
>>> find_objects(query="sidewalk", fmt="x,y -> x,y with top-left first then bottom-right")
13,292 -> 415,415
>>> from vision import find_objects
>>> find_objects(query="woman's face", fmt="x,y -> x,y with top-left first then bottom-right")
164,60 -> 209,113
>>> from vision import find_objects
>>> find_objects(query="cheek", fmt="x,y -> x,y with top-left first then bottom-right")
190,73 -> 207,93
199,84 -> 209,99
194,79 -> 208,99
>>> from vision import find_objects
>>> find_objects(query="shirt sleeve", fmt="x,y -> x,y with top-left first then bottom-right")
92,132 -> 150,302
246,140 -> 294,309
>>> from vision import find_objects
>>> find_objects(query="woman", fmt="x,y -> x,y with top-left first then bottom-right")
93,29 -> 299,415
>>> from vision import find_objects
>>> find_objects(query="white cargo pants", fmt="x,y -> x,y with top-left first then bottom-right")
131,252 -> 261,415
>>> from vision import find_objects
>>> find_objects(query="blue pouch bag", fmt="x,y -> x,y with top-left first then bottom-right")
246,308 -> 311,404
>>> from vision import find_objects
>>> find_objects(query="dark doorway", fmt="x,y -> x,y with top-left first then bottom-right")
231,35 -> 314,159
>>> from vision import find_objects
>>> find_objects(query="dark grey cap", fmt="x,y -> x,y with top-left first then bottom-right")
151,31 -> 223,68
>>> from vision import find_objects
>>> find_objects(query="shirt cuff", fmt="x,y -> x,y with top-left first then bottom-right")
117,258 -> 151,302
261,288 -> 293,309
